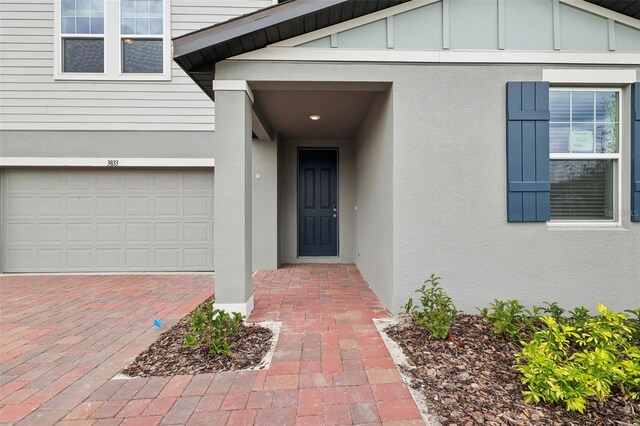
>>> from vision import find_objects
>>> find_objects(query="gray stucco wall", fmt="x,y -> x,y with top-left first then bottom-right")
278,139 -> 356,264
218,60 -> 640,313
355,91 -> 394,309
0,131 -> 215,158
252,138 -> 279,270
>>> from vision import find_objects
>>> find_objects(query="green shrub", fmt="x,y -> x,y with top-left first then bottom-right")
403,274 -> 459,339
478,299 -> 540,340
184,298 -> 245,356
516,304 -> 640,412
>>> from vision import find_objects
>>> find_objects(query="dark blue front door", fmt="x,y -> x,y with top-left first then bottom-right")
298,149 -> 338,257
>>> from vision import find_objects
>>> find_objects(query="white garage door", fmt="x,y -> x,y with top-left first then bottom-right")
1,169 -> 214,272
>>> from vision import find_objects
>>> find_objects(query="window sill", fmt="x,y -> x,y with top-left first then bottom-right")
54,73 -> 171,82
546,221 -> 626,231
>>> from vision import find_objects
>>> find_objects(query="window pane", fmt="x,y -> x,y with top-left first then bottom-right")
135,17 -> 149,34
550,160 -> 614,221
61,0 -> 103,34
122,39 -> 163,73
63,38 -> 104,73
122,0 -> 135,18
121,18 -> 135,34
91,17 -> 104,34
149,18 -> 163,35
571,92 -> 594,122
121,0 -> 162,35
135,0 -> 149,17
550,91 -> 570,122
550,122 -> 570,153
150,0 -> 163,17
596,91 -> 619,122
596,122 -> 619,153
570,122 -> 595,153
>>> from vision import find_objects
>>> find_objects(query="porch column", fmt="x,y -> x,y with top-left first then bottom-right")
213,90 -> 253,315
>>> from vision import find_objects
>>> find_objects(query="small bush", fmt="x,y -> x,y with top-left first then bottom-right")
516,304 -> 640,413
184,298 -> 245,356
478,299 -> 540,340
403,274 -> 459,339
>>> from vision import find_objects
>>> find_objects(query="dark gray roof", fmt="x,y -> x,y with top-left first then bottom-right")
173,0 -> 412,100
173,0 -> 640,101
585,0 -> 640,19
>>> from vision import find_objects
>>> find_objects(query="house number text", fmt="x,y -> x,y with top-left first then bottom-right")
107,160 -> 119,167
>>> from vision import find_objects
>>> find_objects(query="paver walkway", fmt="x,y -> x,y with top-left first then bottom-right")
0,264 -> 423,425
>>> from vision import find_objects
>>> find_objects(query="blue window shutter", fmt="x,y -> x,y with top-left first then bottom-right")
632,82 -> 640,222
506,81 -> 550,222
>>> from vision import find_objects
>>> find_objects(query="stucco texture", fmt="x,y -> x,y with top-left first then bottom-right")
217,61 -> 640,313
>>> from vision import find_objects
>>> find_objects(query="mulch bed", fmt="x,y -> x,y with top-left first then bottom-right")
386,315 -> 639,426
122,299 -> 274,377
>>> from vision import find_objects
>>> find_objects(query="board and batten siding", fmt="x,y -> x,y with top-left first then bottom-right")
0,0 -> 273,132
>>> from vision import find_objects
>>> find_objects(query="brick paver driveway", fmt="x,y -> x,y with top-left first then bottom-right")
0,265 -> 423,425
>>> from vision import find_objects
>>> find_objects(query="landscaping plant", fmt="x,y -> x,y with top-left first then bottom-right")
516,304 -> 640,413
478,299 -> 540,340
403,274 -> 459,339
184,297 -> 245,356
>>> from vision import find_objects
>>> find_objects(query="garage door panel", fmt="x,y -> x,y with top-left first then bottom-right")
155,197 -> 179,216
183,196 -> 208,216
7,197 -> 34,217
97,223 -> 122,242
7,223 -> 34,243
2,169 -> 214,272
125,173 -> 151,191
125,248 -> 151,268
37,197 -> 64,217
6,171 -> 34,191
96,173 -> 124,191
125,223 -> 150,242
37,174 -> 65,191
66,171 -> 93,190
125,197 -> 150,216
97,248 -> 121,269
37,249 -> 64,269
37,223 -> 64,243
68,223 -> 94,243
155,172 -> 180,190
97,197 -> 122,216
184,248 -> 208,269
184,222 -> 208,242
7,249 -> 34,269
67,197 -> 93,217
68,249 -> 93,269
156,222 -> 179,242
155,248 -> 179,269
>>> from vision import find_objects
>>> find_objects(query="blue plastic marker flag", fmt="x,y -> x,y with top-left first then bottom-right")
153,318 -> 163,328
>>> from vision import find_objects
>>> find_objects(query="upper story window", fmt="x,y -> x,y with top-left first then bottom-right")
55,0 -> 171,80
61,0 -> 105,73
121,0 -> 164,73
549,89 -> 621,223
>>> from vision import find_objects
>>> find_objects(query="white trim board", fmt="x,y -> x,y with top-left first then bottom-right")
230,48 -> 640,65
0,157 -> 215,168
542,69 -> 638,83
559,0 -> 640,30
214,295 -> 255,317
211,80 -> 255,103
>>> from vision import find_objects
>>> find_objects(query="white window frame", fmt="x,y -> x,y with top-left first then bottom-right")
547,87 -> 623,227
54,0 -> 171,81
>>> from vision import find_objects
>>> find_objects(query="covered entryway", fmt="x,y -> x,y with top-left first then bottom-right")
0,168 -> 214,273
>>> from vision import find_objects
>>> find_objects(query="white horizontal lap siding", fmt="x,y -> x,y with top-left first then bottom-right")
0,0 -> 272,132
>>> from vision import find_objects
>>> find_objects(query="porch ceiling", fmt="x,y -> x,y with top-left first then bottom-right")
253,89 -> 377,140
